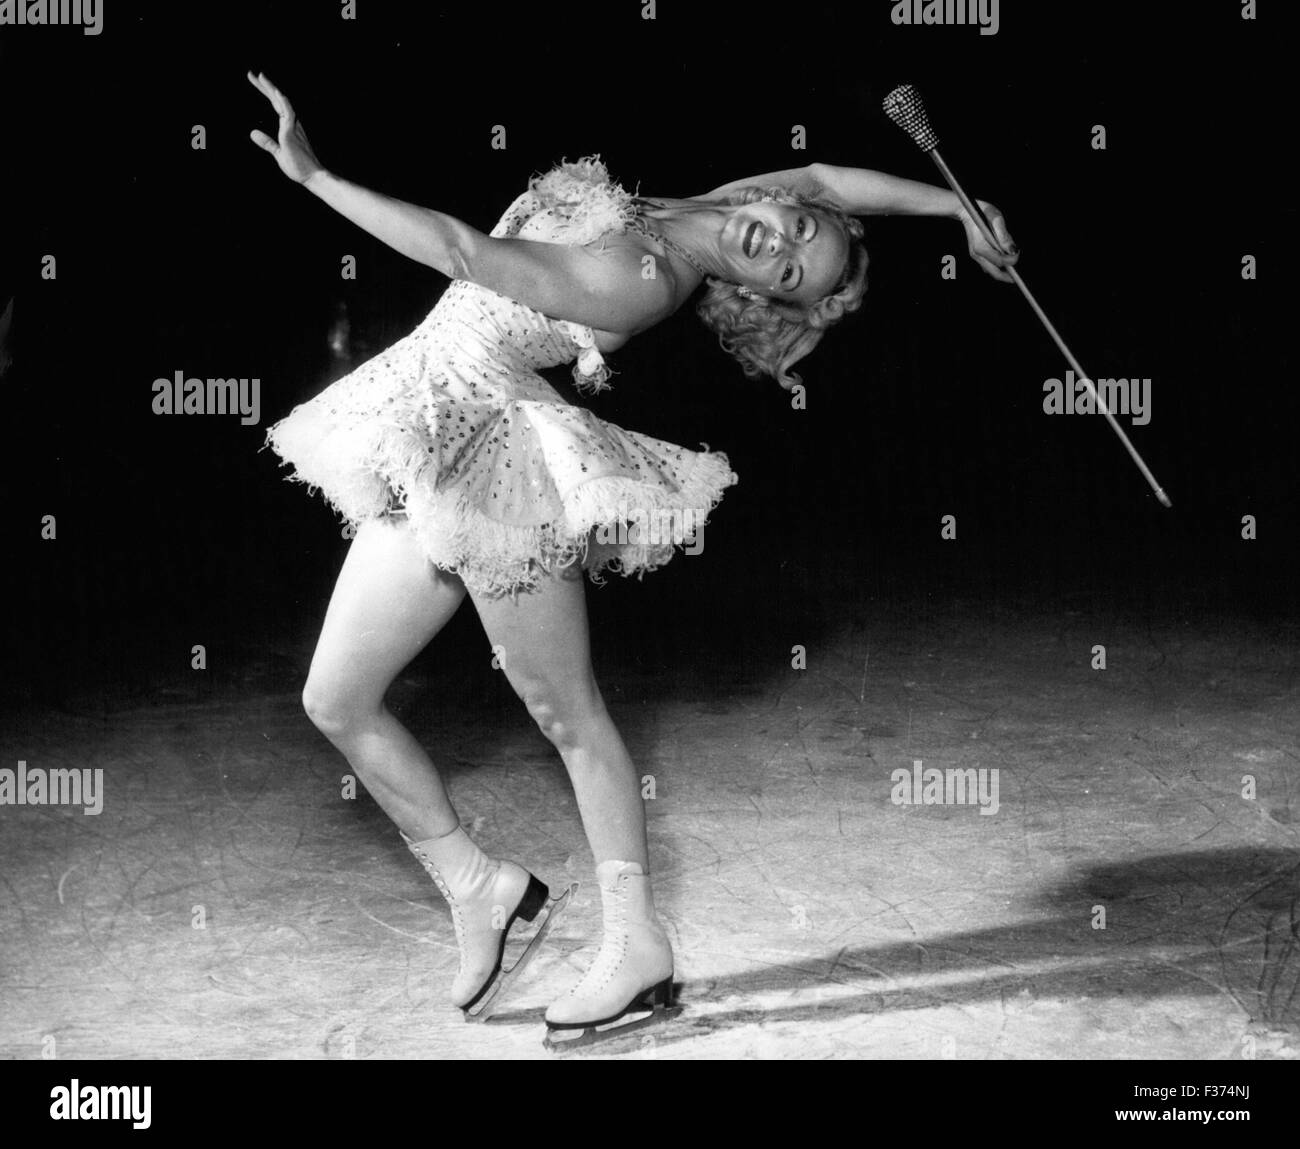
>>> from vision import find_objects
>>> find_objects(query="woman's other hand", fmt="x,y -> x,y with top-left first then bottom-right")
960,199 -> 1019,282
247,71 -> 324,185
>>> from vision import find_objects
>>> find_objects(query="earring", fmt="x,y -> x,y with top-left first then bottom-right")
738,286 -> 758,300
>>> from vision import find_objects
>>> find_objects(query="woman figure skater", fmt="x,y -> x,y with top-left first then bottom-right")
247,71 -> 1017,1048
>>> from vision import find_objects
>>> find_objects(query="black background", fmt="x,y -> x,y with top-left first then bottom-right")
0,0 -> 1291,709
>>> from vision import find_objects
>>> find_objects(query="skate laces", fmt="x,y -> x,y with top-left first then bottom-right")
410,845 -> 470,957
567,879 -> 632,994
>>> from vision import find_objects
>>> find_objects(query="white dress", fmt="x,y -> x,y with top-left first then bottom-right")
264,157 -> 738,597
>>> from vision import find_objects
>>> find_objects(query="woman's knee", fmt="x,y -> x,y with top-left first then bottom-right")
517,681 -> 603,751
302,678 -> 378,740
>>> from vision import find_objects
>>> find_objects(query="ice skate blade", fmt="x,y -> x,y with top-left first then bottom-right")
463,882 -> 578,1023
543,1004 -> 683,1054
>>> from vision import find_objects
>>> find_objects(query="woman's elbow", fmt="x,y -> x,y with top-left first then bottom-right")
440,225 -> 490,280
445,244 -> 473,280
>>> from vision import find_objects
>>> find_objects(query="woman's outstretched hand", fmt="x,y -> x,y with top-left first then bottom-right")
247,71 -> 324,185
960,199 -> 1019,282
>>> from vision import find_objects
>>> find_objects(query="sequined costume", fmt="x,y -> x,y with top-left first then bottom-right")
264,157 -> 738,597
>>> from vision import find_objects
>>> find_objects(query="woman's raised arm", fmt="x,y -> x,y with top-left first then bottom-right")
812,163 -> 963,217
819,163 -> 1019,281
695,162 -> 965,216
247,72 -> 677,333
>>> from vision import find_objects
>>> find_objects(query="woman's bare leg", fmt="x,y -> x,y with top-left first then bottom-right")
302,516 -> 467,841
470,562 -> 674,1030
467,563 -> 648,868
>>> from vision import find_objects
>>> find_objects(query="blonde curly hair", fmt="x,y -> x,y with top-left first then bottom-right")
695,187 -> 868,390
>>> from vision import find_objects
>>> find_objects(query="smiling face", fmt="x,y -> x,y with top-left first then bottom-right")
720,200 -> 850,305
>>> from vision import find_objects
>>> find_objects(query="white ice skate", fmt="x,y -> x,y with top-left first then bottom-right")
543,860 -> 680,1051
404,828 -> 575,1021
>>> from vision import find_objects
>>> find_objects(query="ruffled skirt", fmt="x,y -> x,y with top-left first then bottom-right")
264,370 -> 737,598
